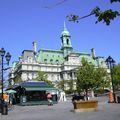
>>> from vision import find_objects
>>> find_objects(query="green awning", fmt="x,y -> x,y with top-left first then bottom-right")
24,87 -> 58,91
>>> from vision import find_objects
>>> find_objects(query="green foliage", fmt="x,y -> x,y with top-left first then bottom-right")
77,59 -> 95,90
56,79 -> 76,93
112,64 -> 120,89
14,75 -> 22,84
94,7 -> 119,25
66,79 -> 76,94
66,14 -> 79,23
35,71 -> 47,81
56,80 -> 65,90
94,67 -> 110,89
76,58 -> 109,100
35,71 -> 53,85
67,79 -> 74,91
67,0 -> 120,25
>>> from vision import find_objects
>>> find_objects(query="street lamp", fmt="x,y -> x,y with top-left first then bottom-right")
0,47 -> 11,115
105,56 -> 116,103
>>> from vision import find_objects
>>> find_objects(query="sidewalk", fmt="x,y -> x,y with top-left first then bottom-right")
0,96 -> 120,120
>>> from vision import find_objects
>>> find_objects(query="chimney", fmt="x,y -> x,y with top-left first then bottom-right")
91,48 -> 96,59
33,41 -> 37,54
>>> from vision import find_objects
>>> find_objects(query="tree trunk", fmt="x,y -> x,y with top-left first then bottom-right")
85,89 -> 88,100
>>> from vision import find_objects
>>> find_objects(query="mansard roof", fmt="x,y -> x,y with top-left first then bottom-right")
36,48 -> 64,64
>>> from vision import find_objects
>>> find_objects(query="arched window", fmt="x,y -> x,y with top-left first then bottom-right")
67,39 -> 69,45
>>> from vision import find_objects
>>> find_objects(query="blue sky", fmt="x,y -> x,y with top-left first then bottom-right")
0,0 -> 120,64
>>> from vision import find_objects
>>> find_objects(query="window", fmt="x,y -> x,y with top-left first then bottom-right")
56,60 -> 59,64
67,39 -> 69,45
51,74 -> 54,80
50,59 -> 53,64
44,59 -> 47,64
27,57 -> 33,63
57,75 -> 59,80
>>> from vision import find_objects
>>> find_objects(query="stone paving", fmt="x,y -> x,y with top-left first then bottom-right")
0,96 -> 120,120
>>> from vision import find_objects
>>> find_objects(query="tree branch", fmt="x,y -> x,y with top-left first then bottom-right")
43,0 -> 68,9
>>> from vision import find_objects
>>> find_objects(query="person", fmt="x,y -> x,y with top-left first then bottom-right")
47,93 -> 53,106
58,91 -> 67,102
3,93 -> 9,103
108,90 -> 113,103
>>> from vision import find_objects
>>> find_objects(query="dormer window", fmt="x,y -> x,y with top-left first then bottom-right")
27,57 -> 33,63
50,59 -> 53,64
44,59 -> 47,64
56,60 -> 59,64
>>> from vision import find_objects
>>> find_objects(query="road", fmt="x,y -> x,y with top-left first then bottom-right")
0,96 -> 120,120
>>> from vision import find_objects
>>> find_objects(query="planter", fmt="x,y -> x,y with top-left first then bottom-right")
73,100 -> 98,112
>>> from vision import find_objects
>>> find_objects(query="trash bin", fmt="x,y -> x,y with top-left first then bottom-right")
117,96 -> 120,103
1,102 -> 8,115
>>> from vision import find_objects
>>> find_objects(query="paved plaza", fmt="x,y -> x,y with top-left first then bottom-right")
0,96 -> 120,120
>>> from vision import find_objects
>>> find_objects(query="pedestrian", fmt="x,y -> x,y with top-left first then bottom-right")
108,90 -> 113,103
47,93 -> 53,106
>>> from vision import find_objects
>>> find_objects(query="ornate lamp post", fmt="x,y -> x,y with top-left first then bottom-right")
0,47 -> 11,115
105,56 -> 116,103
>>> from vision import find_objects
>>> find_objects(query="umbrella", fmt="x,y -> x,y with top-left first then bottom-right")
5,89 -> 16,94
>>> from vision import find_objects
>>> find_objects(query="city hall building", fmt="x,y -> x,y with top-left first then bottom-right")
9,23 -> 107,86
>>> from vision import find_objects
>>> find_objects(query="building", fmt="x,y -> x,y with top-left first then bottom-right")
9,22 -> 107,87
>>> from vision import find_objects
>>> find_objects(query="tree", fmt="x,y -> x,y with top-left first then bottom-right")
67,79 -> 74,94
94,67 -> 110,90
67,0 -> 120,25
56,80 -> 65,90
35,71 -> 47,81
56,79 -> 76,93
77,58 -> 109,100
35,71 -> 53,85
65,79 -> 76,94
14,75 -> 22,84
112,64 -> 120,89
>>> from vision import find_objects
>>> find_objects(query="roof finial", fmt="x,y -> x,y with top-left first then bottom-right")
64,21 -> 67,31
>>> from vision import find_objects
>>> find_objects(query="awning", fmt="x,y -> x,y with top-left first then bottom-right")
24,87 -> 58,91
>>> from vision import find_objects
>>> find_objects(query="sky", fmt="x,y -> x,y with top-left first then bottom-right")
0,0 -> 120,65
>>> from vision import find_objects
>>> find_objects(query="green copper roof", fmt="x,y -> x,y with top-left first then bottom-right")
79,55 -> 98,67
11,61 -> 19,68
36,49 -> 64,64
